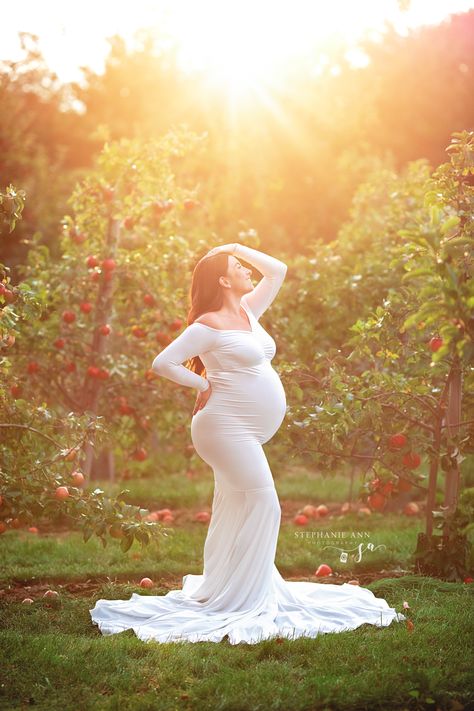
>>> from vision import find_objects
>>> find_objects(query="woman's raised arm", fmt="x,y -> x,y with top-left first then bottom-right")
151,324 -> 217,392
234,243 -> 287,321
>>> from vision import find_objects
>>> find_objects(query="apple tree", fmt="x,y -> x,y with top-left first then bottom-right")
279,130 -> 473,580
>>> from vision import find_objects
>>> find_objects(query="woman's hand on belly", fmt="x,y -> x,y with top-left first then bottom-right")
192,380 -> 212,416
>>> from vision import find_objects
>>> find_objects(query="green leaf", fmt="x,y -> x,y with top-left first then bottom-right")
440,215 -> 460,235
121,534 -> 134,552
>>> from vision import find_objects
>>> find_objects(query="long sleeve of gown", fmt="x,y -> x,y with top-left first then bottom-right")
151,324 -> 217,392
234,243 -> 287,320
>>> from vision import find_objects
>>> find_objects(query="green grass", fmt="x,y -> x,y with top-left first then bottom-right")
94,466 -> 358,509
1,576 -> 473,710
1,465 -> 473,710
0,512 -> 426,585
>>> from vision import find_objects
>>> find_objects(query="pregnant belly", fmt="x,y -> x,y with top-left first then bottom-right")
191,362 -> 286,445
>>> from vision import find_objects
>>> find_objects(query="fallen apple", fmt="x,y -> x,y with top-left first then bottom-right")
195,511 -> 211,523
403,502 -> 420,516
315,564 -> 333,577
43,590 -> 59,598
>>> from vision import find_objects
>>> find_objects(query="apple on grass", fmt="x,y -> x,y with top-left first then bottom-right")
195,511 -> 210,523
315,564 -> 333,577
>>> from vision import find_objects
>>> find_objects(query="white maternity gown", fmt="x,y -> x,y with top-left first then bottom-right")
89,243 -> 406,645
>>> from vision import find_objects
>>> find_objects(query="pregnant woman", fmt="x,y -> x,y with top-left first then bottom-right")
89,242 -> 405,645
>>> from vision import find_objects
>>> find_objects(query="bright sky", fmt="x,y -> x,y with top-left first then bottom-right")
1,0 -> 473,88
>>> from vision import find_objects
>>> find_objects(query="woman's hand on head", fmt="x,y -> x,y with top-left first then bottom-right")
205,243 -> 238,258
193,381 -> 212,415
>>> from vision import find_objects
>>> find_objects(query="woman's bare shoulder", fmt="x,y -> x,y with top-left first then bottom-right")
194,311 -> 221,328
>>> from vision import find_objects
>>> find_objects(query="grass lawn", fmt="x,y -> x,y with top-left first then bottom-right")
1,468 -> 473,710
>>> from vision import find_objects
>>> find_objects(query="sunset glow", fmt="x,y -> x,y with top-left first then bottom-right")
2,0 -> 473,93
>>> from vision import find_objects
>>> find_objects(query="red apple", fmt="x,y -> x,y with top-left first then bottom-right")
367,493 -> 387,511
315,564 -> 333,577
109,524 -> 124,539
55,486 -> 70,500
98,368 -> 110,380
302,504 -> 318,518
80,302 -> 93,314
144,511 -> 160,522
62,310 -> 76,324
10,384 -> 22,398
72,231 -> 86,245
402,452 -> 421,469
64,361 -> 76,373
102,258 -> 116,272
64,447 -> 79,462
143,294 -> 155,307
54,338 -> 66,349
27,361 -> 40,374
169,318 -> 183,332
43,589 -> 59,598
380,480 -> 394,496
133,448 -> 148,461
86,255 -> 100,269
90,271 -> 101,282
195,511 -> 211,523
87,366 -> 101,378
157,508 -> 172,519
71,471 -> 85,486
131,326 -> 147,338
294,514 -> 308,526
156,331 -> 172,346
2,288 -> 16,303
22,598 -> 35,604
28,526 -> 39,534
429,336 -> 443,352
316,504 -> 329,517
139,577 -> 153,589
403,502 -> 420,516
183,198 -> 199,210
389,433 -> 407,450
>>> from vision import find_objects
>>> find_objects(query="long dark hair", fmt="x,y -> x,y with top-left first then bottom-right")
185,251 -> 232,377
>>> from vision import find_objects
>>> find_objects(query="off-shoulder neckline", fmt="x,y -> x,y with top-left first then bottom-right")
193,302 -> 254,333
